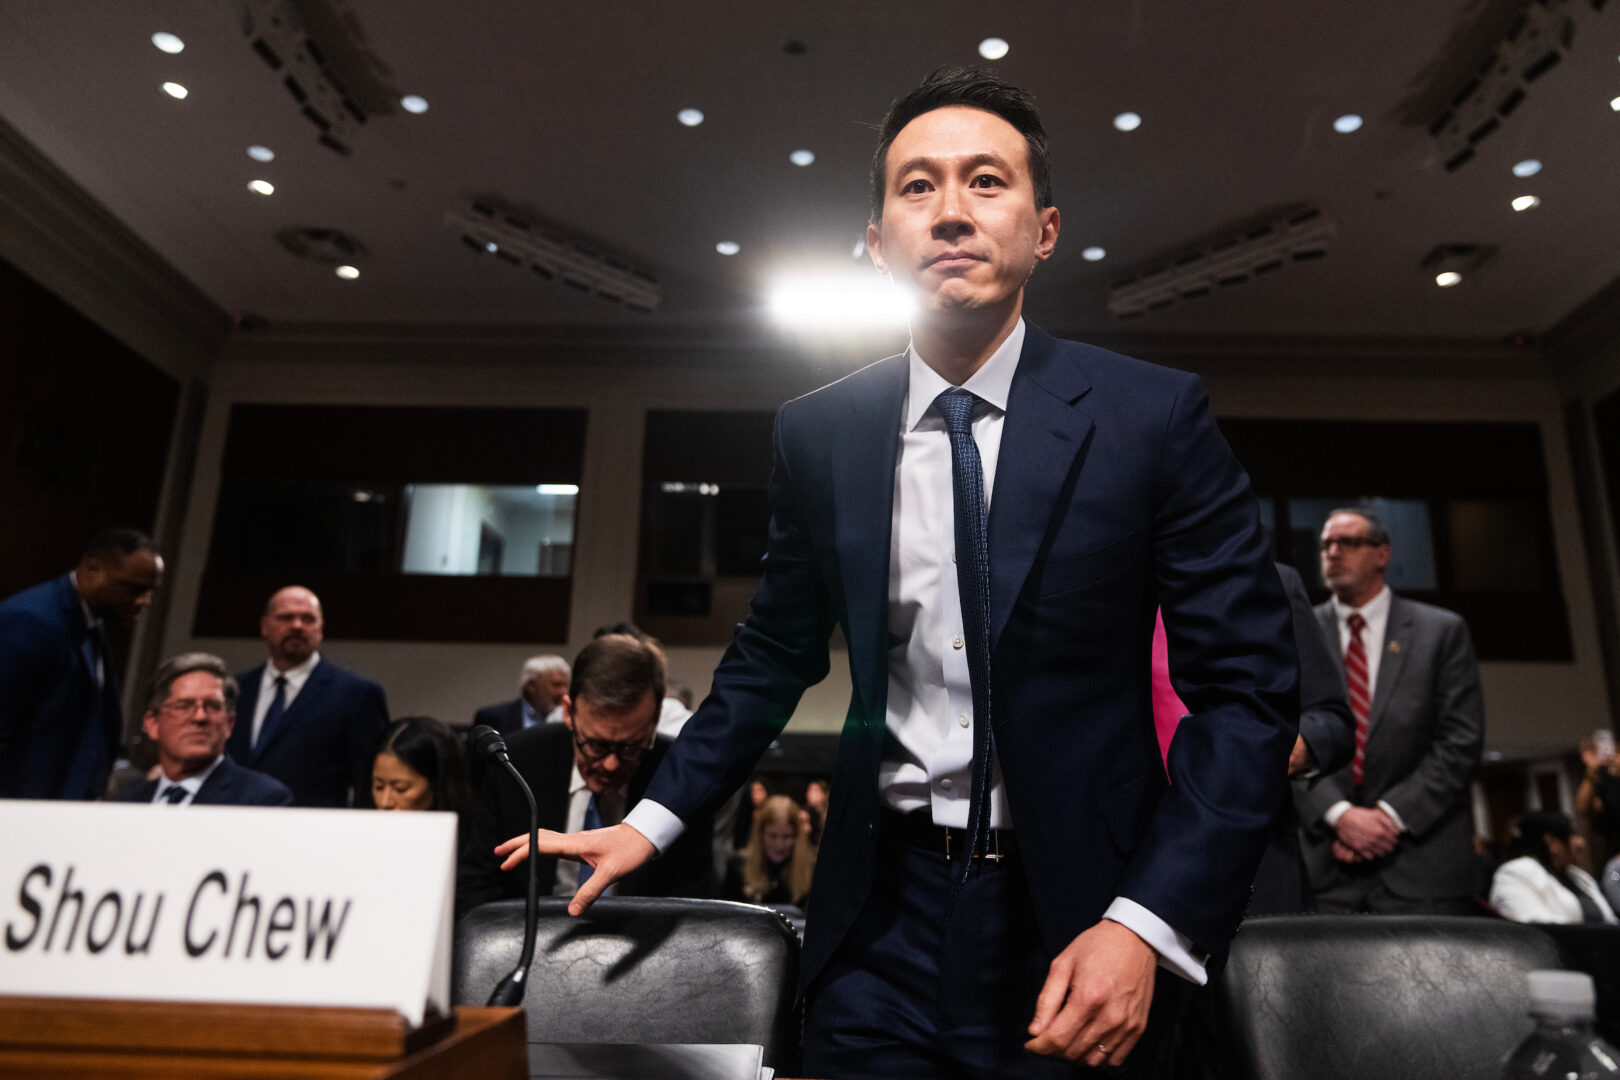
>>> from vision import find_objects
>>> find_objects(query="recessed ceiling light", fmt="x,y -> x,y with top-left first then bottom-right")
247,145 -> 275,162
1332,114 -> 1363,133
678,108 -> 704,127
1612,95 -> 1620,112
1435,271 -> 1462,287
151,32 -> 184,54
1511,194 -> 1541,211
1082,246 -> 1107,261
161,82 -> 188,99
400,94 -> 429,114
335,265 -> 360,279
247,179 -> 274,196
1113,111 -> 1142,132
979,37 -> 1009,60
484,241 -> 498,253
1512,158 -> 1541,177
715,241 -> 740,256
790,149 -> 816,166
536,484 -> 579,496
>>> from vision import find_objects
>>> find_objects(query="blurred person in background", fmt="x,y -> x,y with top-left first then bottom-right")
726,794 -> 818,908
1577,728 -> 1620,861
1490,811 -> 1615,924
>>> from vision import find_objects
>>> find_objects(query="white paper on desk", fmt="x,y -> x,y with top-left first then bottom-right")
0,801 -> 454,1026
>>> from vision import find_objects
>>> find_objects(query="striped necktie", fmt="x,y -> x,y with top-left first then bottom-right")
1346,612 -> 1371,785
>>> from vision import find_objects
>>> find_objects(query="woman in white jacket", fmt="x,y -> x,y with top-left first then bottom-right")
1490,811 -> 1617,924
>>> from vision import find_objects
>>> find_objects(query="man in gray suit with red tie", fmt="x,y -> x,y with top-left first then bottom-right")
1295,507 -> 1485,914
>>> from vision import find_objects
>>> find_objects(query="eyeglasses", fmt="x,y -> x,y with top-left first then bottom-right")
571,728 -> 653,761
159,698 -> 229,717
1318,536 -> 1385,553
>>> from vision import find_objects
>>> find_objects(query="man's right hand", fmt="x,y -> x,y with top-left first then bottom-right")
494,823 -> 657,916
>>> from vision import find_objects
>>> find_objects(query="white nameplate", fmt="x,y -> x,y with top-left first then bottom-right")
0,801 -> 455,1026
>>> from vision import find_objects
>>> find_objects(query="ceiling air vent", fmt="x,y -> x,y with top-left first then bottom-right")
277,227 -> 365,264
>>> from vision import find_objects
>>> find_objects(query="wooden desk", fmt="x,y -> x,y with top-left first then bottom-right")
0,998 -> 525,1079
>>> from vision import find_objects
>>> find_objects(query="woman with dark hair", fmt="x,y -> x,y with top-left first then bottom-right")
724,794 -> 817,908
1490,811 -> 1616,924
367,716 -> 473,819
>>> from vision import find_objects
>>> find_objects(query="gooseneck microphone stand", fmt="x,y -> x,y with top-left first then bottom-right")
469,724 -> 540,1007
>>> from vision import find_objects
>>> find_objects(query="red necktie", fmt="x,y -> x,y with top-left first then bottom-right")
1346,612 -> 1371,786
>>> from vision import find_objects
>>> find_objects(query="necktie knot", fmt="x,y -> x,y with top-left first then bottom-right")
933,388 -> 977,437
161,784 -> 187,805
1348,612 -> 1366,636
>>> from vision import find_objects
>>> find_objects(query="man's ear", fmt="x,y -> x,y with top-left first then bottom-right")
867,221 -> 887,276
141,712 -> 161,743
561,695 -> 574,730
221,709 -> 236,740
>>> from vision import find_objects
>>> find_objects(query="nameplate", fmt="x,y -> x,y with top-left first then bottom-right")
0,801 -> 454,1026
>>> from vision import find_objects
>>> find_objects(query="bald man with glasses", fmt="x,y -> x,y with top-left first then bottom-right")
456,633 -> 715,915
1294,507 -> 1485,914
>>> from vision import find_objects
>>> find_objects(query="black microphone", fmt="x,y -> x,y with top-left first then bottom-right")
469,724 -> 540,1006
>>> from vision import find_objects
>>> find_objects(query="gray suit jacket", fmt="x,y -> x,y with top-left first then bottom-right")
1294,591 -> 1485,899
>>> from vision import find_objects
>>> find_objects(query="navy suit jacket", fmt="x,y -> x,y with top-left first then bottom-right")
643,325 -> 1299,989
0,574 -> 123,799
472,698 -> 525,736
113,755 -> 294,806
226,658 -> 388,808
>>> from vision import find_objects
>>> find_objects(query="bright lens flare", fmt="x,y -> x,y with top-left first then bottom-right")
768,273 -> 913,330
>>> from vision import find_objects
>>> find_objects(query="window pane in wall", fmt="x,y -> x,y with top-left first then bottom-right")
399,484 -> 575,577
1446,499 -> 1548,593
1286,497 -> 1437,591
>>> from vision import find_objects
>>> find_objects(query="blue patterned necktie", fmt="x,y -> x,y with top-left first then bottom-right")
933,388 -> 995,885
578,794 -> 602,887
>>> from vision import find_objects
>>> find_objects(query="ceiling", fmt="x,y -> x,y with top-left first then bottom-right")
1,0 -> 1618,347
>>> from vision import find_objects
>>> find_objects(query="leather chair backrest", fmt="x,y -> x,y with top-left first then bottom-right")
453,898 -> 800,1068
1214,915 -> 1563,1080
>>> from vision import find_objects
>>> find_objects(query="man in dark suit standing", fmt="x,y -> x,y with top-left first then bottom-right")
225,586 -> 388,808
1294,508 -> 1485,914
114,652 -> 291,806
458,633 -> 713,916
0,528 -> 164,800
498,69 -> 1297,1077
472,655 -> 570,736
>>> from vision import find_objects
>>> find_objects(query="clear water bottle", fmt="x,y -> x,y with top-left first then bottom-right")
1502,970 -> 1620,1079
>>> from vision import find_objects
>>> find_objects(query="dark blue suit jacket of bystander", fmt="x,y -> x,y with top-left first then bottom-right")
226,658 -> 388,808
113,755 -> 295,806
641,324 -> 1301,994
0,574 -> 123,799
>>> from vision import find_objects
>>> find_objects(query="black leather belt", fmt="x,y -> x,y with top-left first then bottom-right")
881,807 -> 1018,862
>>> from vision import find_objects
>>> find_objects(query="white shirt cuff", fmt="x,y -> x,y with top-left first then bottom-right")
1103,897 -> 1208,987
623,799 -> 685,856
1376,800 -> 1408,833
1323,800 -> 1351,828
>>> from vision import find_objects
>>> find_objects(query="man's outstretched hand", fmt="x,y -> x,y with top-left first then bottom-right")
493,823 -> 656,916
1025,919 -> 1157,1069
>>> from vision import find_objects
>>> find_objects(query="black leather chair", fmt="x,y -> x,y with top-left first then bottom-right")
453,898 -> 800,1069
1213,915 -> 1563,1080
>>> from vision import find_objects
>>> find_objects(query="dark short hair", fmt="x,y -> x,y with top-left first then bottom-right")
369,716 -> 474,817
869,66 -> 1053,222
1507,810 -> 1573,867
145,652 -> 238,714
570,633 -> 666,713
1326,507 -> 1391,547
83,528 -> 158,563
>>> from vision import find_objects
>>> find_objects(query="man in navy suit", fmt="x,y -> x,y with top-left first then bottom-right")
0,528 -> 164,800
499,70 -> 1297,1077
225,586 -> 388,808
472,654 -> 570,736
114,652 -> 291,806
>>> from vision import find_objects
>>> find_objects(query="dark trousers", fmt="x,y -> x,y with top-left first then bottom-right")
1313,867 -> 1477,915
802,826 -> 1189,1079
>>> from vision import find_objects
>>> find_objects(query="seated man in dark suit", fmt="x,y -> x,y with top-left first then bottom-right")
115,652 -> 292,806
225,586 -> 389,807
457,633 -> 714,915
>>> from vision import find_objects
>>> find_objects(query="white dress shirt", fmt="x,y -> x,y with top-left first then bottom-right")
1320,587 -> 1408,832
628,318 -> 1202,981
152,754 -> 225,805
555,765 -> 625,897
251,652 -> 322,746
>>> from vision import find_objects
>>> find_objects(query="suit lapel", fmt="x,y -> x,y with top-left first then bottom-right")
227,667 -> 263,763
987,326 -> 1094,648
835,355 -> 906,723
1317,606 -> 1344,679
252,662 -> 328,761
195,759 -> 233,805
1369,594 -> 1413,733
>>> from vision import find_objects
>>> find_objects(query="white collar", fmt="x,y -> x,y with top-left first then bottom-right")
1332,585 -> 1391,625
904,318 -> 1025,432
157,753 -> 225,796
265,651 -> 322,684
